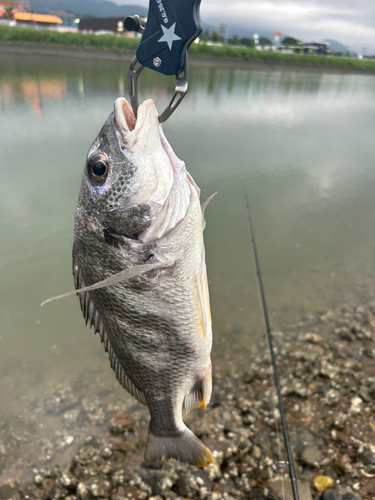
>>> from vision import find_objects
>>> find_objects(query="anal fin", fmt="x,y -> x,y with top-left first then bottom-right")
183,366 -> 212,413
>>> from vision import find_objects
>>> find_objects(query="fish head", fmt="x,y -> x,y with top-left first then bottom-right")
77,98 -> 192,241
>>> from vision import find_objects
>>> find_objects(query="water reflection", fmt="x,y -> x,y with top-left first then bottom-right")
0,76 -> 66,116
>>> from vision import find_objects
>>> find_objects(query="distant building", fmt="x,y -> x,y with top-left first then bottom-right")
48,10 -> 77,30
0,9 -> 63,27
277,41 -> 331,55
79,17 -> 142,37
299,42 -> 330,54
0,1 -> 24,12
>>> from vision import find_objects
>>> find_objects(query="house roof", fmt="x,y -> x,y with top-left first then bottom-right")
0,11 -> 64,23
0,1 -> 23,8
300,41 -> 330,47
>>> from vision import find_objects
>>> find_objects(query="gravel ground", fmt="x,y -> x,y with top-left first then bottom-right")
1,300 -> 375,500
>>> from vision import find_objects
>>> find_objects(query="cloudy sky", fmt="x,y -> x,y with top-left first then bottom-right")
115,0 -> 375,54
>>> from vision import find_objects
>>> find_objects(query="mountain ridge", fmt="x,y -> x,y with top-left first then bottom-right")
32,0 -> 147,18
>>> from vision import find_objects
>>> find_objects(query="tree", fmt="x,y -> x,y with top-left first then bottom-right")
259,37 -> 272,46
2,6 -> 14,19
229,34 -> 239,45
211,30 -> 221,43
240,37 -> 255,48
201,29 -> 210,43
282,36 -> 300,46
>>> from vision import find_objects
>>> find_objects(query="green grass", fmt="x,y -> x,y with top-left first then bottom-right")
190,42 -> 375,71
0,25 -> 139,51
1,26 -> 375,71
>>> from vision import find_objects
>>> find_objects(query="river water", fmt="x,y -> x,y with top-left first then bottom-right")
1,54 -> 375,426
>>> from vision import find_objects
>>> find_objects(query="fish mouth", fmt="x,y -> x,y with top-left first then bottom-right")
114,98 -> 159,149
113,98 -> 186,175
113,97 -> 198,243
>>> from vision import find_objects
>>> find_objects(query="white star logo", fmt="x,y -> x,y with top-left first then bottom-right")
157,23 -> 181,50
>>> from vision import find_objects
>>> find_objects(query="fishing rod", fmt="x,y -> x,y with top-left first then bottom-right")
244,192 -> 300,500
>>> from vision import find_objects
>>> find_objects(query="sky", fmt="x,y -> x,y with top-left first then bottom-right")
115,0 -> 375,55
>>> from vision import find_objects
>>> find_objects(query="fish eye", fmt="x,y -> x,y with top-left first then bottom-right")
87,154 -> 109,183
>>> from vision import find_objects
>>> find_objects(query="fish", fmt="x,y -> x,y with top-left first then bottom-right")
51,97 -> 214,466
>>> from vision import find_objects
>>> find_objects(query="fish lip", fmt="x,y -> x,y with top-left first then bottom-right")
114,98 -> 158,147
114,97 -> 182,174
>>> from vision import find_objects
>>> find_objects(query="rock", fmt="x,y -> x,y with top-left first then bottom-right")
87,476 -> 112,497
0,485 -> 19,500
337,328 -> 355,342
110,412 -> 136,434
100,445 -> 113,459
300,445 -> 322,466
358,386 -> 371,403
74,445 -> 100,466
348,397 -> 362,415
136,468 -> 177,496
334,432 -> 358,448
291,431 -> 315,454
251,445 -> 261,459
44,385 -> 79,414
313,475 -> 335,492
321,490 -> 341,500
281,378 -> 312,398
60,472 -> 77,488
268,478 -> 312,500
305,332 -> 322,343
358,446 -> 375,465
63,408 -> 83,429
364,346 -> 375,359
34,474 -> 44,485
336,454 -> 352,474
77,482 -> 88,498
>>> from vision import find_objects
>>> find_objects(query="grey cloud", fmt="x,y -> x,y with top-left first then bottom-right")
116,0 -> 375,53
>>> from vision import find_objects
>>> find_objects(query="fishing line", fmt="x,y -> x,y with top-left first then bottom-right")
244,192 -> 300,500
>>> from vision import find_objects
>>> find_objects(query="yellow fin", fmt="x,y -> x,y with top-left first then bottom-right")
197,449 -> 213,467
195,265 -> 212,340
183,364 -> 212,413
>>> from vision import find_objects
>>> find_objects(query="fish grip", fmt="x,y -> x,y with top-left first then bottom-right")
124,0 -> 202,122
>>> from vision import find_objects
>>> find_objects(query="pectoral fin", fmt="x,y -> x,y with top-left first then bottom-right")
41,259 -> 174,306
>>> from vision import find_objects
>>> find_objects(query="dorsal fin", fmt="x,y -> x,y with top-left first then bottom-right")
201,192 -> 217,230
73,260 -> 147,406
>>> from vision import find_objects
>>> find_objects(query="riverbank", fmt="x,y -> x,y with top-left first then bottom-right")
3,42 -> 375,76
1,26 -> 375,75
1,299 -> 375,500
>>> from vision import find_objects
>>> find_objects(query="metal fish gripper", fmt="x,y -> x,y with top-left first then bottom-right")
124,0 -> 202,123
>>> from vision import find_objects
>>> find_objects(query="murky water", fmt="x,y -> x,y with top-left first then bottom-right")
1,53 -> 375,425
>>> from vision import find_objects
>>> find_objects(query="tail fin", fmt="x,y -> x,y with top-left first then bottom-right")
144,425 -> 213,467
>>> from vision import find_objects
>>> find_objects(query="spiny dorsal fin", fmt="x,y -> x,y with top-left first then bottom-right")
73,261 -> 147,406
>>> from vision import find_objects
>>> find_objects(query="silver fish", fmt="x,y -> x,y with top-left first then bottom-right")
70,98 -> 213,466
